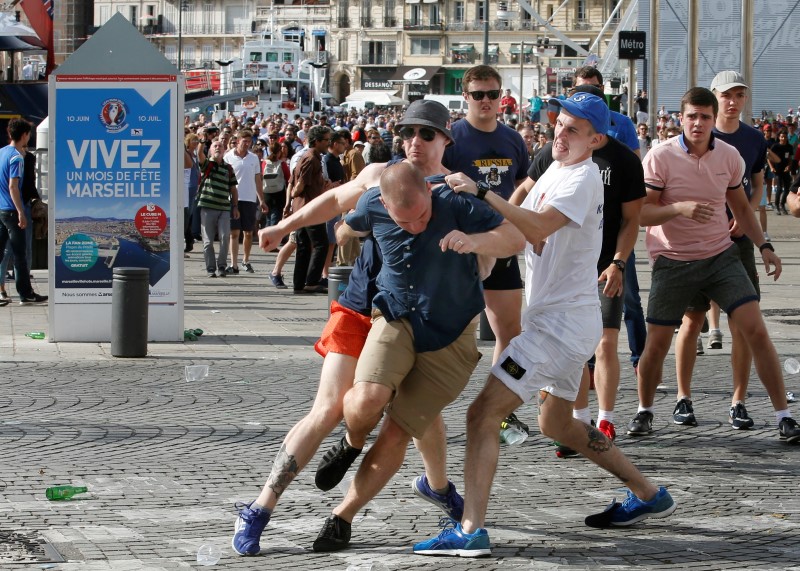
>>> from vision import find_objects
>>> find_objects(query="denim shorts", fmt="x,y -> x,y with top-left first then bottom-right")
646,245 -> 759,326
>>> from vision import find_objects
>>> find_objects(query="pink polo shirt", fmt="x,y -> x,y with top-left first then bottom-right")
642,134 -> 745,262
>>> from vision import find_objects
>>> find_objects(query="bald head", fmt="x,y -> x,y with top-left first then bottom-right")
379,162 -> 432,235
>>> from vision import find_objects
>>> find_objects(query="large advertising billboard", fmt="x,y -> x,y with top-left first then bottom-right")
53,75 -> 179,303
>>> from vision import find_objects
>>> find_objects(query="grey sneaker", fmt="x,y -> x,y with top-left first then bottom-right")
707,330 -> 723,350
696,336 -> 704,355
627,411 -> 654,436
729,402 -> 754,430
673,398 -> 698,426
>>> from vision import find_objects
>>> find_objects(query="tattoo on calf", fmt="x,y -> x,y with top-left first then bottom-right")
266,444 -> 299,498
586,424 -> 613,454
538,390 -> 549,411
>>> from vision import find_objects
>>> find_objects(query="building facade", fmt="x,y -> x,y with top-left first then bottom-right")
92,0 -> 631,105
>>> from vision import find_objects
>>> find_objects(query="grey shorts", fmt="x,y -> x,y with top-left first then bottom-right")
686,238 -> 760,312
647,245 -> 759,326
599,280 -> 624,330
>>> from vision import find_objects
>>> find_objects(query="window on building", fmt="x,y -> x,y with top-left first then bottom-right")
339,38 -> 348,60
576,0 -> 586,21
129,5 -> 138,24
249,52 -> 263,62
384,0 -> 395,26
99,5 -> 110,24
429,3 -> 440,25
410,4 -> 421,25
165,45 -> 177,63
410,38 -> 440,55
609,0 -> 620,21
361,41 -> 397,64
202,45 -> 213,62
184,45 -> 195,67
454,1 -> 464,22
477,0 -> 486,21
203,3 -> 213,30
548,4 -> 554,19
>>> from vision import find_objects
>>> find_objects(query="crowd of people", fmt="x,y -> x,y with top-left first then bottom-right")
175,64 -> 800,558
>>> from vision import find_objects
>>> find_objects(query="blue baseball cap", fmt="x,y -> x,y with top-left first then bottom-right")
553,93 -> 610,134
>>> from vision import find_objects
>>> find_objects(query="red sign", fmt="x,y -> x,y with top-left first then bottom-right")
135,204 -> 167,238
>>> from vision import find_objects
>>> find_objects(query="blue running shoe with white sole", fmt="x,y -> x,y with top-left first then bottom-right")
232,501 -> 270,555
413,518 -> 491,557
411,475 -> 464,522
585,486 -> 676,528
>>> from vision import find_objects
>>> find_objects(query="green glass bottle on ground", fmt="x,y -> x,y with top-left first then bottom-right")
46,485 -> 88,500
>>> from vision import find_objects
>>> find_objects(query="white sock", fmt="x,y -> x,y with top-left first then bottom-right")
775,409 -> 792,422
637,405 -> 654,414
598,409 -> 614,424
573,407 -> 592,425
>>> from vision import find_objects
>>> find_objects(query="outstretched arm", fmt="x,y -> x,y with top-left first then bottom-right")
258,162 -> 387,251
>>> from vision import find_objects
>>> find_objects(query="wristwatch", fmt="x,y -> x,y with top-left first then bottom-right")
611,259 -> 626,271
476,181 -> 490,201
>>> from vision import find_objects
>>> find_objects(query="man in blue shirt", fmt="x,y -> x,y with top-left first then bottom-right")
312,160 -> 523,552
0,119 -> 46,305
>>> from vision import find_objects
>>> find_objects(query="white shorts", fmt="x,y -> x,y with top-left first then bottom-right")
491,306 -> 602,403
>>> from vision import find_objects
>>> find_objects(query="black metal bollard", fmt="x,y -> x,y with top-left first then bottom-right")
111,267 -> 149,358
327,266 -> 353,313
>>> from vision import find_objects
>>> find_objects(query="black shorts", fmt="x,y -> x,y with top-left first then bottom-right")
598,280 -> 624,329
231,200 -> 258,232
482,255 -> 523,291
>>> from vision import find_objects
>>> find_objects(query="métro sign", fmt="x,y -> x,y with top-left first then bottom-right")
619,31 -> 646,60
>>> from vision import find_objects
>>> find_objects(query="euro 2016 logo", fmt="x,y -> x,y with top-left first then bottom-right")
99,99 -> 128,133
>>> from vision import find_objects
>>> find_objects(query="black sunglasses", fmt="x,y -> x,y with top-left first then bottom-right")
399,126 -> 437,142
466,89 -> 501,101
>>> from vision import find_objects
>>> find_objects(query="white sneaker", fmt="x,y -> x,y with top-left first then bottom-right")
0,291 -> 9,301
763,232 -> 771,241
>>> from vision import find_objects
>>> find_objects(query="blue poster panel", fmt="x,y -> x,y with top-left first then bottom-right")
53,77 -> 178,303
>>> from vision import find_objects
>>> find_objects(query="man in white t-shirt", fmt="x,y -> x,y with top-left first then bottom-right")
414,93 -> 676,558
224,129 -> 265,273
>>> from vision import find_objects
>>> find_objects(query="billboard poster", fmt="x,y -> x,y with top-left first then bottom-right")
53,76 -> 178,303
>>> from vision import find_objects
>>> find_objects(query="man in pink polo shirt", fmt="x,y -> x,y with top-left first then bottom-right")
625,87 -> 800,443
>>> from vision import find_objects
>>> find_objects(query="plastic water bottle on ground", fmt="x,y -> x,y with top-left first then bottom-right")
500,425 -> 528,445
185,365 -> 209,382
196,544 -> 221,566
784,358 -> 800,375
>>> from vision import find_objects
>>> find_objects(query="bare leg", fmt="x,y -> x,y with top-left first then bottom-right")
675,311 -> 704,400
708,301 -> 721,331
594,329 -> 621,412
540,392 -> 659,501
729,317 -> 753,404
254,353 -> 357,511
413,414 -> 449,491
342,381 -> 393,448
637,324 -> 674,408
573,365 -> 591,410
333,416 -> 412,522
728,302 -> 789,411
483,289 -> 522,364
460,375 -> 523,534
272,241 -> 296,276
242,230 -> 253,264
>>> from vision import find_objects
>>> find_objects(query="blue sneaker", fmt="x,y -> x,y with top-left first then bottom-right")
585,487 -> 676,528
411,475 -> 464,521
413,518 -> 491,557
232,501 -> 270,555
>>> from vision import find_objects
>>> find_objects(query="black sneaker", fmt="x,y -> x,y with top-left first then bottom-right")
19,293 -> 48,305
673,398 -> 697,426
627,411 -> 654,435
207,271 -> 217,278
501,412 -> 529,435
315,437 -> 362,491
243,262 -> 254,273
778,417 -> 800,443
218,267 -> 227,278
729,402 -> 754,430
312,515 -> 351,552
555,443 -> 579,458
225,266 -> 239,274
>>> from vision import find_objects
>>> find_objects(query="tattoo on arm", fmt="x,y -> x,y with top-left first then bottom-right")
266,443 -> 299,499
538,390 -> 549,413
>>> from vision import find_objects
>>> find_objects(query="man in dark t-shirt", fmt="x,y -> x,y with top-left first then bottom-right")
513,86 -> 645,451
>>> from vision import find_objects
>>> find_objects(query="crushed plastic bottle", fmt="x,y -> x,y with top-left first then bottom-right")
196,544 -> 221,566
25,331 -> 45,339
184,329 -> 198,341
784,357 -> 800,375
500,425 -> 528,445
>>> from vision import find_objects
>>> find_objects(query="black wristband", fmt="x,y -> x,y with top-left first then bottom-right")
476,181 -> 490,201
759,242 -> 774,253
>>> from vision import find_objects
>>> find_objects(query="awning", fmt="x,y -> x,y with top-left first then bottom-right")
282,28 -> 304,37
311,29 -> 326,37
405,0 -> 421,4
509,44 -> 534,54
487,44 -> 499,56
389,66 -> 440,83
450,44 -> 475,53
345,89 -> 408,107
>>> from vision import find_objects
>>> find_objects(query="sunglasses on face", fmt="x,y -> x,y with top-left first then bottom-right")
398,126 -> 437,142
466,89 -> 502,101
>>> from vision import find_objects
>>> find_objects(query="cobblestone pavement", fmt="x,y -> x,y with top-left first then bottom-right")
1,222 -> 800,570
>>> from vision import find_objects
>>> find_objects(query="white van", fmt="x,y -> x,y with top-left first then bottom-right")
423,94 -> 468,113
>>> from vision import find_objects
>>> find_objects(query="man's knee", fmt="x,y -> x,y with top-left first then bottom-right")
344,382 -> 390,418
